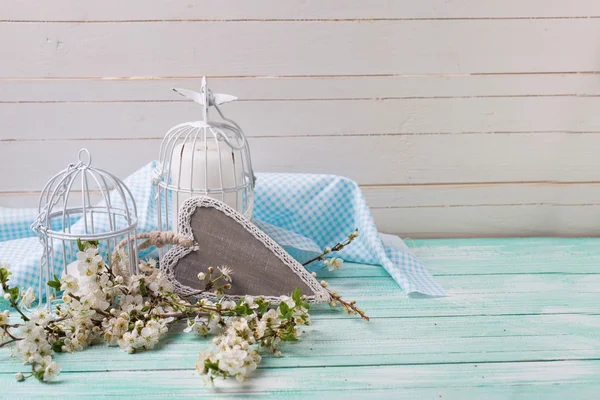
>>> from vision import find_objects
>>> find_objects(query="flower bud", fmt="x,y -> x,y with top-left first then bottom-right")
207,266 -> 214,274
15,372 -> 24,382
115,276 -> 124,284
197,272 -> 206,281
320,280 -> 328,288
110,308 -> 117,315
323,247 -> 332,254
135,320 -> 144,328
3,293 -> 11,300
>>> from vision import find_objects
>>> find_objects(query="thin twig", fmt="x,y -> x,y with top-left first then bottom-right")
0,337 -> 22,348
303,229 -> 358,267
328,291 -> 369,321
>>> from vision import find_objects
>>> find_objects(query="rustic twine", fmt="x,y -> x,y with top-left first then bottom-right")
110,231 -> 197,270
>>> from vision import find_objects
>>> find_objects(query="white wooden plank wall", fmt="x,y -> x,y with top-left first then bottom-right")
1,1 -> 599,238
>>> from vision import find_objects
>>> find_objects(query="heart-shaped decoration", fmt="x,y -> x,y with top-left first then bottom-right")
162,196 -> 331,303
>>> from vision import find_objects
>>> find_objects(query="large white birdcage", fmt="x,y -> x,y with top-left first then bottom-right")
31,149 -> 138,307
153,76 -> 255,234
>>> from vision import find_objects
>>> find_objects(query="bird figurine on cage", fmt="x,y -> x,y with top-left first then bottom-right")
31,149 -> 139,308
153,76 -> 256,235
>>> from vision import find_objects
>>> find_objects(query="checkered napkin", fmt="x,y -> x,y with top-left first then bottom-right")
0,162 -> 445,296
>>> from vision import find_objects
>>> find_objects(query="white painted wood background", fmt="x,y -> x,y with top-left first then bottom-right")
1,0 -> 599,237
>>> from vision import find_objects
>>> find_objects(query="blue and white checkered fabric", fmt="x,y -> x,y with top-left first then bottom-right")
0,162 -> 445,296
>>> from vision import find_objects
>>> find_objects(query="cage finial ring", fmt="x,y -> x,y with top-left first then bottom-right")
77,148 -> 92,167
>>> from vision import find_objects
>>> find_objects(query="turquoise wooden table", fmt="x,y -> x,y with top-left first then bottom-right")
2,238 -> 599,398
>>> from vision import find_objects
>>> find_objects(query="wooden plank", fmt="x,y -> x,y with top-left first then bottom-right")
4,181 -> 600,208
310,290 -> 600,318
305,272 -> 600,318
1,362 -> 599,398
2,313 -> 598,373
3,97 -> 600,140
4,0 -> 600,21
372,204 -> 600,237
2,134 -> 600,190
410,238 -> 600,275
363,182 -> 600,208
4,74 -> 600,102
326,274 -> 600,297
1,20 -> 600,77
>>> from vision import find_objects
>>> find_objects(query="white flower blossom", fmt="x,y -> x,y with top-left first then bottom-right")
60,274 -> 80,294
221,300 -> 236,310
140,326 -> 160,350
139,258 -> 157,274
218,266 -> 233,282
77,247 -> 103,277
324,257 -> 344,272
42,362 -> 61,382
30,309 -> 53,327
20,288 -> 36,309
0,310 -> 8,326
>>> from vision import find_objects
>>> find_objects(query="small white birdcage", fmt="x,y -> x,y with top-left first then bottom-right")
31,149 -> 138,307
153,76 -> 255,234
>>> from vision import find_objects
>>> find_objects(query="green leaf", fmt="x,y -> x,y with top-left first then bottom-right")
279,301 -> 290,315
77,239 -> 99,252
52,340 -> 64,353
8,286 -> 19,302
292,287 -> 301,304
0,267 -> 11,284
234,304 -> 252,316
257,302 -> 269,314
205,360 -> 220,371
139,282 -> 148,296
47,275 -> 62,290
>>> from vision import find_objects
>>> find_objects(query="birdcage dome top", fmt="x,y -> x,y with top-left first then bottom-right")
153,77 -> 255,193
32,148 -> 138,240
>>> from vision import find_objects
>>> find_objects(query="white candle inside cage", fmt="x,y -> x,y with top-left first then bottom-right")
169,140 -> 244,231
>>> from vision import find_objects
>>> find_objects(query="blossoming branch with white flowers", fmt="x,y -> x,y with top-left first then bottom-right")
0,229 -> 367,384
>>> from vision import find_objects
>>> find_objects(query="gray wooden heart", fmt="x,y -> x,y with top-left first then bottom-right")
161,196 -> 330,303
